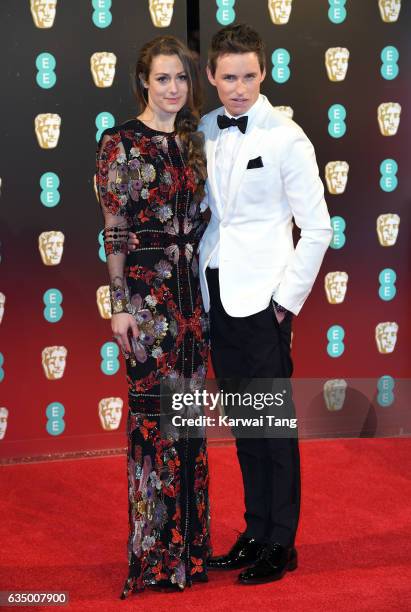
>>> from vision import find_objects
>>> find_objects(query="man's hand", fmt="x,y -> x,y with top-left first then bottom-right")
127,232 -> 139,252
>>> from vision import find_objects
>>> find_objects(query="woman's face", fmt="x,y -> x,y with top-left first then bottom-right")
144,53 -> 189,117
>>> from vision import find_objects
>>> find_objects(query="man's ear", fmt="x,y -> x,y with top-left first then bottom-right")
206,64 -> 216,86
260,67 -> 267,83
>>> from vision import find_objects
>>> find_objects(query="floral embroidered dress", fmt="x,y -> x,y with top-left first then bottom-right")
96,119 -> 211,596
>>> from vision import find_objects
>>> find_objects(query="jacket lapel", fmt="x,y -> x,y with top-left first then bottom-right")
224,98 -> 270,220
204,115 -> 223,216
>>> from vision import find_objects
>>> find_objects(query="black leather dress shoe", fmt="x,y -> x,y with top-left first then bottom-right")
238,543 -> 297,584
207,533 -> 263,570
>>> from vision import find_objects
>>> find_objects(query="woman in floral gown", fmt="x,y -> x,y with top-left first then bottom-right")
96,36 -> 210,597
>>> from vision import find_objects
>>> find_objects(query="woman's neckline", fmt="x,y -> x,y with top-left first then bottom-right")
134,117 -> 175,135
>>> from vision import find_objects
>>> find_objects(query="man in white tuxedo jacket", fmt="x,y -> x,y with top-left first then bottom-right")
202,25 -> 332,584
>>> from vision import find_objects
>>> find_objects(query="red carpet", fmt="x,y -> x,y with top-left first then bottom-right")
1,438 -> 411,611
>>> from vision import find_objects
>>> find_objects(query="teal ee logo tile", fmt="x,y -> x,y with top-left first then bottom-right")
327,325 -> 345,357
216,0 -> 235,25
379,158 -> 398,192
43,288 -> 63,322
271,48 -> 290,83
98,230 -> 106,262
328,0 -> 347,23
328,104 -> 346,138
92,0 -> 112,28
381,46 -> 399,80
378,268 -> 396,301
46,401 -> 65,435
40,172 -> 60,208
377,375 -> 395,407
36,52 -> 56,89
101,341 -> 120,375
330,216 -> 346,249
95,112 -> 115,142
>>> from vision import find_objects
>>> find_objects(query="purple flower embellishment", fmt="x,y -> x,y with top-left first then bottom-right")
129,158 -> 141,171
154,259 -> 172,280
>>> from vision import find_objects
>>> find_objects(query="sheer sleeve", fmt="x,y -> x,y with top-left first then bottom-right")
96,132 -> 132,314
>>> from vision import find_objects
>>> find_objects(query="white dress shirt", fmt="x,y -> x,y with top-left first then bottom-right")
208,95 -> 263,268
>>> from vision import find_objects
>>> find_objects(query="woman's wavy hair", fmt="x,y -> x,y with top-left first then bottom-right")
134,36 -> 207,201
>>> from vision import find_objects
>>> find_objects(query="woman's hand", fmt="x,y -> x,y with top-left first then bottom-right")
111,313 -> 139,355
127,232 -> 139,252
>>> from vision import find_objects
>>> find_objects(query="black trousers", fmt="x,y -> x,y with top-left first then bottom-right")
207,269 -> 301,547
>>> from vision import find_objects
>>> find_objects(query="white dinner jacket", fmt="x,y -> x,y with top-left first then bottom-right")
198,95 -> 332,317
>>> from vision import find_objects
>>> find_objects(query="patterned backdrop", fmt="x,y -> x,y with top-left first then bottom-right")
0,0 -> 410,461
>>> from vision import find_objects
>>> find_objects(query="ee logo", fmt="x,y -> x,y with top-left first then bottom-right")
36,53 -> 56,89
271,49 -> 290,84
0,352 -> 4,382
92,0 -> 112,28
381,46 -> 399,80
380,159 -> 398,192
330,216 -> 346,249
378,268 -> 396,301
95,112 -> 115,142
327,325 -> 345,358
216,0 -> 235,25
377,375 -> 394,407
328,0 -> 347,23
40,172 -> 60,208
101,342 -> 120,375
46,402 -> 65,436
43,289 -> 63,322
328,104 -> 346,138
98,230 -> 106,262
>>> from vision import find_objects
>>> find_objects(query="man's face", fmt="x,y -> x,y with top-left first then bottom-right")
31,0 -> 57,28
207,53 -> 266,117
149,0 -> 174,27
379,0 -> 401,22
378,103 -> 401,136
268,0 -> 292,24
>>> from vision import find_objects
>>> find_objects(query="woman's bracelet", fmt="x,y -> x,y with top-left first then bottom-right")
109,282 -> 132,315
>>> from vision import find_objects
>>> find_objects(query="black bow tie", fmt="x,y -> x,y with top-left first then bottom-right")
217,114 -> 248,134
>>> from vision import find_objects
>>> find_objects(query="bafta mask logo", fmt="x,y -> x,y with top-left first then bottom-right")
30,0 -> 57,28
376,213 -> 400,246
325,161 -> 349,195
96,285 -> 112,319
90,52 -> 117,88
379,0 -> 401,22
149,0 -> 174,27
0,407 -> 8,440
375,322 -> 399,354
273,105 -> 294,119
0,292 -> 5,325
42,346 -> 67,380
35,113 -> 61,149
325,271 -> 348,304
378,102 -> 401,136
99,397 -> 123,431
39,231 -> 65,265
323,379 -> 347,411
268,0 -> 293,24
325,47 -> 349,82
